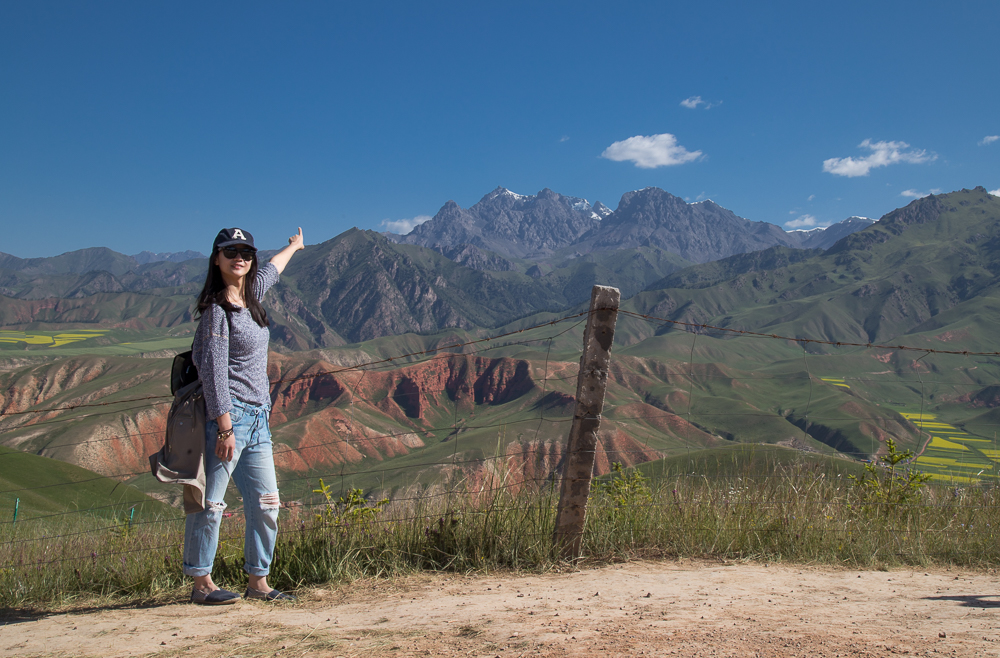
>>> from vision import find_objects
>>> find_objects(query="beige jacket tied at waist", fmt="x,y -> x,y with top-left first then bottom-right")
149,379 -> 207,514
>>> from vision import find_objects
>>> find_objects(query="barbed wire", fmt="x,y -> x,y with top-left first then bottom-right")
618,309 -> 1000,356
253,311 -> 592,388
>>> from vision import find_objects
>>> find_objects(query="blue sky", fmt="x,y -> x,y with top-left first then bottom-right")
2,1 -> 998,257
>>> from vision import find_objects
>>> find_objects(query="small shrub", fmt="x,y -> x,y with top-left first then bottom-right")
313,479 -> 388,529
591,462 -> 652,508
849,438 -> 931,515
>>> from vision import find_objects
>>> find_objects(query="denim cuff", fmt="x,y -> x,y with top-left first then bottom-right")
182,564 -> 212,577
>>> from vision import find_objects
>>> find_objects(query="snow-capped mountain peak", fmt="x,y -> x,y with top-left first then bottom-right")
484,186 -> 526,202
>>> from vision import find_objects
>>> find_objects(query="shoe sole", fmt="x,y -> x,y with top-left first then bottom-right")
191,595 -> 241,605
245,591 -> 296,602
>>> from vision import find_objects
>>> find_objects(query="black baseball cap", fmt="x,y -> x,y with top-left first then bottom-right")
213,228 -> 256,251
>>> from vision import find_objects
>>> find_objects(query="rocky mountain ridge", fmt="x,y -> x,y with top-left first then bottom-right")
0,248 -> 206,275
577,188 -> 797,262
390,186 -> 873,266
396,186 -> 607,259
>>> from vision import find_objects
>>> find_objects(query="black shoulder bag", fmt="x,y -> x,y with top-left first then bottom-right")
170,351 -> 199,395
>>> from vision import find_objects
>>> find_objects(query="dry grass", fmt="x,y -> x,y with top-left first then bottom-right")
2,459 -> 998,610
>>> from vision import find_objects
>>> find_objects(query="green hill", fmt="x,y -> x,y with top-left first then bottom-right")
0,444 -> 175,522
620,444 -> 868,481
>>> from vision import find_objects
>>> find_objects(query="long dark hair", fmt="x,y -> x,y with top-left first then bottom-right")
196,251 -> 269,327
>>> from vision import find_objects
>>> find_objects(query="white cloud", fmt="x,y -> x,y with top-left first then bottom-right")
900,188 -> 942,199
822,139 -> 936,177
559,135 -> 570,142
680,95 -> 720,109
785,214 -> 828,229
807,194 -> 816,201
601,133 -> 702,168
989,188 -> 1000,196
380,215 -> 432,235
980,135 -> 999,146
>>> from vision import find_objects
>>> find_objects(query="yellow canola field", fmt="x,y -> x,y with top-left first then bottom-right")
0,330 -> 107,347
898,413 -> 964,431
916,456 -> 959,466
916,456 -> 990,469
897,414 -> 996,482
926,473 -> 981,484
928,436 -> 969,451
899,412 -> 935,420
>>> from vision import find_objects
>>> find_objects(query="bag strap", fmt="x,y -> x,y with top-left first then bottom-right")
173,305 -> 234,394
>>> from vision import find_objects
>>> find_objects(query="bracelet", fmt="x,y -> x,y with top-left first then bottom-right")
217,428 -> 234,440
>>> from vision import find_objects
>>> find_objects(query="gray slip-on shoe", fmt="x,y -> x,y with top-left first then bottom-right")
191,587 -> 241,605
245,586 -> 297,601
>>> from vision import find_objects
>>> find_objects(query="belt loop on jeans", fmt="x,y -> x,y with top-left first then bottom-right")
248,407 -> 264,443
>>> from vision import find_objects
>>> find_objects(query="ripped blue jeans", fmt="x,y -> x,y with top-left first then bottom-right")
183,399 -> 279,577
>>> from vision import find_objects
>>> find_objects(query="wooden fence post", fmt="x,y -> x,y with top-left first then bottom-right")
553,285 -> 620,559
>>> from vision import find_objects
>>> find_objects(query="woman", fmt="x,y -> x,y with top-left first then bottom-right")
184,226 -> 304,604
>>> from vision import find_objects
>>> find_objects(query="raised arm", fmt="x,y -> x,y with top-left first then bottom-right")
269,227 -> 305,274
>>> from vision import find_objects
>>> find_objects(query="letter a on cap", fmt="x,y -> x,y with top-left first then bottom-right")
232,229 -> 246,240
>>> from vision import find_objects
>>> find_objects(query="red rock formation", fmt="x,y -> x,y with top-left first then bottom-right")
611,403 -> 717,445
0,351 -> 697,488
464,426 -> 665,496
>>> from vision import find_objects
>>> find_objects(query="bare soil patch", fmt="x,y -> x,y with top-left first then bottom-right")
3,560 -> 1000,657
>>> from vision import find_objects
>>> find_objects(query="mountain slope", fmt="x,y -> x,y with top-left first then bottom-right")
0,258 -> 206,300
573,188 -> 799,263
624,187 -> 1000,347
0,247 -> 140,277
273,229 -> 572,346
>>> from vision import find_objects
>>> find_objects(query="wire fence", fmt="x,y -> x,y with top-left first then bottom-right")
1,305 -> 999,597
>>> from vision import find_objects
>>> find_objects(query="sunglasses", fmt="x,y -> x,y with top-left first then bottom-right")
219,246 -> 257,260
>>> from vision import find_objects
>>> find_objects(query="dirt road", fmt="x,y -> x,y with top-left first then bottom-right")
3,560 -> 999,657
